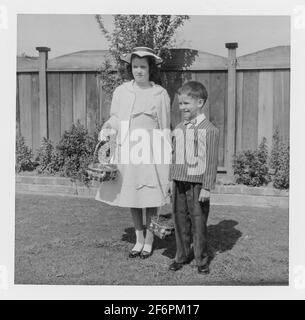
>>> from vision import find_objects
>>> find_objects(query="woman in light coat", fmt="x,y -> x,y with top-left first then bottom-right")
96,47 -> 171,259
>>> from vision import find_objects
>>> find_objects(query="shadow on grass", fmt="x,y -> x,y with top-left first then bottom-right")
122,219 -> 242,262
207,220 -> 242,262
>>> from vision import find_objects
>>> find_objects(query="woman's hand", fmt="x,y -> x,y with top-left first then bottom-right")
99,123 -> 116,142
165,181 -> 173,198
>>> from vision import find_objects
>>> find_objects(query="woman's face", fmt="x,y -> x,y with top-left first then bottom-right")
131,56 -> 150,84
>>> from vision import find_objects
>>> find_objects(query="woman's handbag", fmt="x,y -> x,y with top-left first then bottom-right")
87,135 -> 118,182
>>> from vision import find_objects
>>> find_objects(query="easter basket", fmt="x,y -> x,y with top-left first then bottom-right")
148,177 -> 175,240
148,165 -> 175,239
149,210 -> 175,240
87,135 -> 118,182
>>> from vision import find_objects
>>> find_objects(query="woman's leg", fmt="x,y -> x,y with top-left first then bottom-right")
143,207 -> 158,254
145,207 -> 157,228
130,208 -> 144,252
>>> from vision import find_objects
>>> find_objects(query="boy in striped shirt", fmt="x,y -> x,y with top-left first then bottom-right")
168,81 -> 219,274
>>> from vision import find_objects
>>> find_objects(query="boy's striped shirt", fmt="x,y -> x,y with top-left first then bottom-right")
170,116 -> 219,190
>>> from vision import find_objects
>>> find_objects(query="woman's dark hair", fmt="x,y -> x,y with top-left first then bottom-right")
125,55 -> 162,85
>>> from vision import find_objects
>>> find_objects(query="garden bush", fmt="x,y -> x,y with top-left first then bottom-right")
55,121 -> 98,185
232,137 -> 271,187
270,129 -> 289,190
36,138 -> 64,175
15,134 -> 36,173
17,121 -> 104,184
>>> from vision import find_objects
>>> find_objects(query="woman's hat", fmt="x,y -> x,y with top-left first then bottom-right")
120,47 -> 163,65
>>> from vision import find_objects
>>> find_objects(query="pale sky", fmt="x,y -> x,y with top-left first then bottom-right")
17,14 -> 290,59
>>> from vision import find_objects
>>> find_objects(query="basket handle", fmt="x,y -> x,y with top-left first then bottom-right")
93,140 -> 104,158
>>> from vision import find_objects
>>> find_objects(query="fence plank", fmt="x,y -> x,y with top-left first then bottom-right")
273,70 -> 290,143
273,70 -> 284,141
171,93 -> 181,129
209,71 -> 226,167
48,72 -> 61,144
99,82 -> 111,125
72,73 -> 86,127
235,72 -> 243,154
237,46 -> 290,70
242,71 -> 259,150
283,70 -> 290,143
19,73 -> 32,148
162,71 -> 183,129
258,71 -> 274,151
273,70 -> 283,138
96,76 -> 103,128
224,72 -> 228,169
60,73 -> 73,134
195,72 -> 210,119
86,73 -> 99,135
16,75 -> 20,135
31,74 -> 40,154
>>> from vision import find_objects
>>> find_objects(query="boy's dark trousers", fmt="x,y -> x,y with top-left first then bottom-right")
172,180 -> 210,267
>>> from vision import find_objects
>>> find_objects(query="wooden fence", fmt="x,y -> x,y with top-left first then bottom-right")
16,45 -> 290,174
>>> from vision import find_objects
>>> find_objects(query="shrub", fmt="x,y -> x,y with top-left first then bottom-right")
232,138 -> 271,187
55,121 -> 97,185
16,121 -> 104,185
15,134 -> 36,172
36,138 -> 64,175
270,129 -> 289,189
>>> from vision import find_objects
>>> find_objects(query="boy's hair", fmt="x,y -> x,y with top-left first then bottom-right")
178,81 -> 208,103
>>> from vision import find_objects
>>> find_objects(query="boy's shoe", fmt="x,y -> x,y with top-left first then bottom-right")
169,256 -> 193,271
197,263 -> 210,274
169,261 -> 184,271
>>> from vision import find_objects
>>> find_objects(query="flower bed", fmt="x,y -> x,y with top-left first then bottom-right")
16,124 -> 289,192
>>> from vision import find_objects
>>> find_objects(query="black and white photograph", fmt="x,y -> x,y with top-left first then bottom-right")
1,0 -> 305,300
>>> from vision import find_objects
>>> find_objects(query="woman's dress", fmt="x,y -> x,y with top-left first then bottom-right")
95,84 -> 170,208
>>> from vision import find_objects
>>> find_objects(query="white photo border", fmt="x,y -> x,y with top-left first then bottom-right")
1,0 -> 305,300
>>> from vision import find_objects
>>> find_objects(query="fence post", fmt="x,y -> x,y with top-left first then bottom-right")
36,46 -> 50,142
225,42 -> 238,178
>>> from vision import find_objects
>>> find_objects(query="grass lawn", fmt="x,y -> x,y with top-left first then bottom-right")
15,193 -> 288,285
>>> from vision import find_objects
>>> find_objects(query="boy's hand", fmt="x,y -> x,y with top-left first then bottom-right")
199,188 -> 210,202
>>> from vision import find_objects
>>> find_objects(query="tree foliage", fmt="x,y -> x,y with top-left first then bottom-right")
95,14 -> 189,94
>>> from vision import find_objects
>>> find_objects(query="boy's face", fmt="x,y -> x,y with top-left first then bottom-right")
178,94 -> 204,122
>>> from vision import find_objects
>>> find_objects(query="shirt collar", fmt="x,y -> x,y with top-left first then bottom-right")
183,113 -> 206,127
